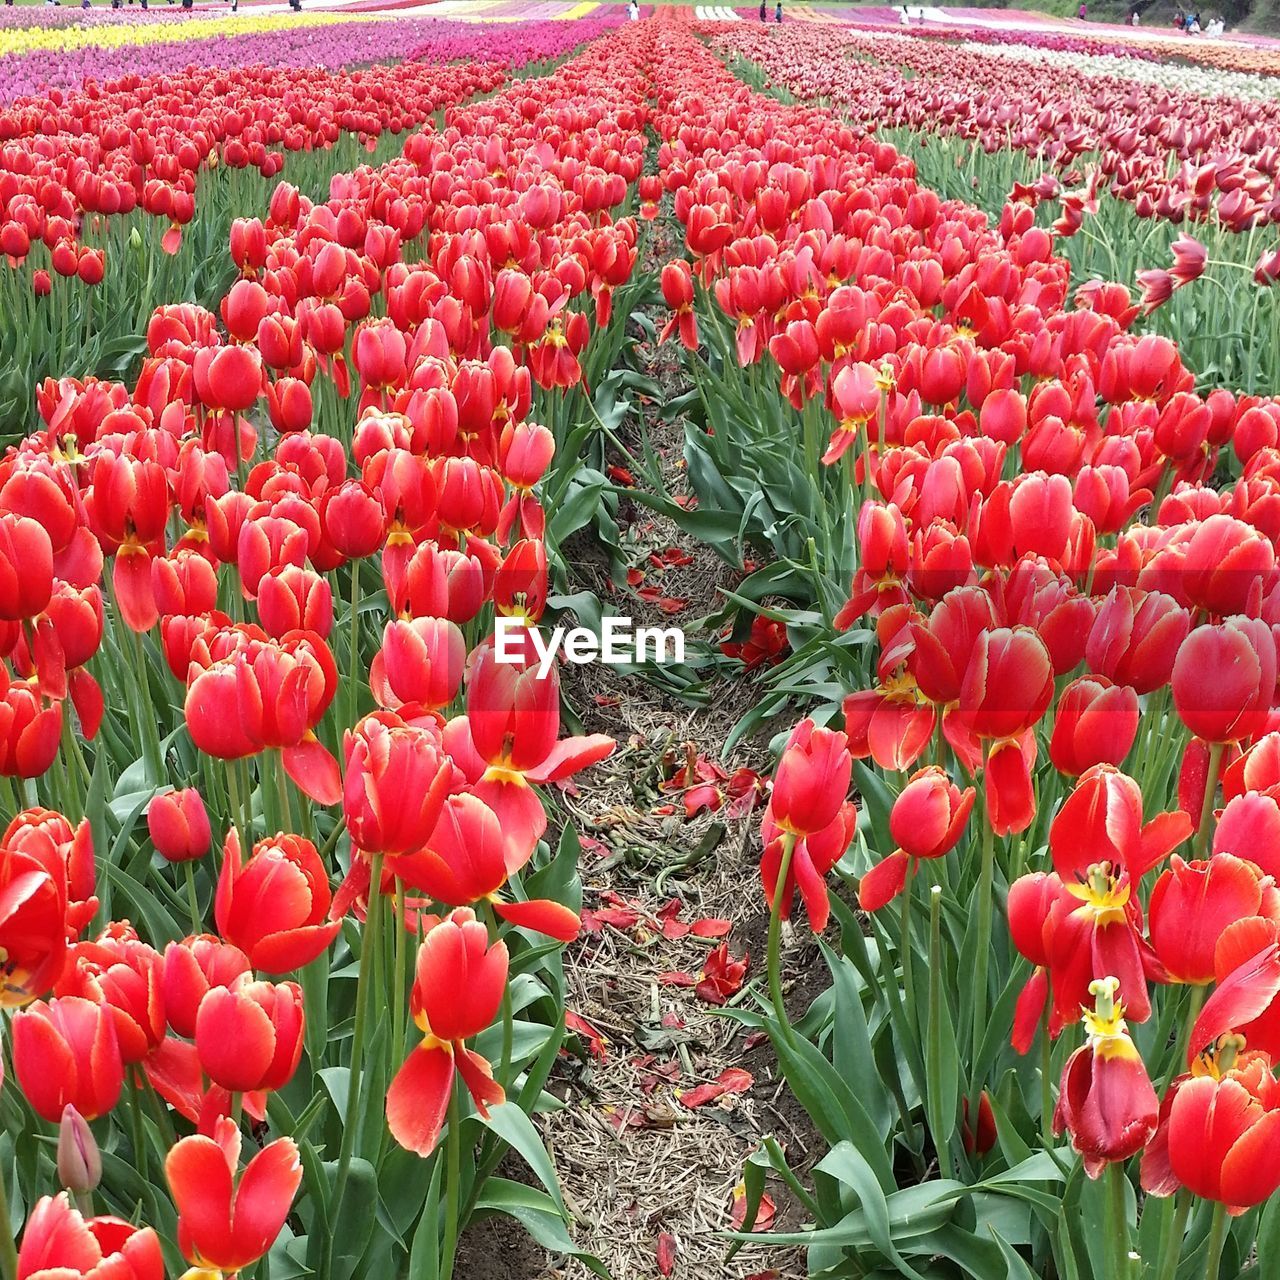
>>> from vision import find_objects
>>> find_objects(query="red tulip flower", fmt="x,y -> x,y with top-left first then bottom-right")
3,807 -> 97,938
388,793 -> 579,941
166,1118 -> 302,1274
769,719 -> 853,837
1142,1041 -> 1280,1211
1053,977 -> 1159,1178
195,975 -> 304,1093
1049,676 -> 1140,778
859,766 -> 975,910
958,626 -> 1054,743
370,617 -> 466,713
215,829 -> 341,973
0,683 -> 63,779
147,789 -> 211,864
1172,618 -> 1277,744
0,514 -> 54,621
386,908 -> 508,1157
54,925 -> 166,1064
13,996 -> 123,1122
1148,853 -> 1274,986
17,1194 -> 162,1280
343,712 -> 456,856
162,936 -> 252,1040
0,835 -> 69,1006
446,640 -> 613,868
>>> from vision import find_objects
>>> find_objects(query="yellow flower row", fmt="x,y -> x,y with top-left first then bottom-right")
0,11 -> 371,57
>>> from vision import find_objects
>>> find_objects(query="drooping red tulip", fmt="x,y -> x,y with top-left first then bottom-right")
859,766 -> 974,910
386,908 -> 508,1157
1053,977 -> 1159,1178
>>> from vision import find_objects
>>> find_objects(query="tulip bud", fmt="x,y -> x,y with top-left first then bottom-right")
56,1105 -> 101,1196
147,789 -> 211,863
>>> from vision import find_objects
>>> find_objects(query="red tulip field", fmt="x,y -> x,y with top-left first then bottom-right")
8,1 -> 1280,1276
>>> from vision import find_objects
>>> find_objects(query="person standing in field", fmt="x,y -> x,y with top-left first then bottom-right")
775,1 -> 782,20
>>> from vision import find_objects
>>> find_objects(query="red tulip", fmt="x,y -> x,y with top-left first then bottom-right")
768,719 -> 852,837
0,683 -> 62,779
194,345 -> 263,413
17,1194 -> 162,1280
0,514 -> 53,621
859,766 -> 974,910
13,996 -> 123,1122
215,829 -> 341,973
1053,977 -> 1158,1178
195,975 -> 304,1093
166,1118 -> 301,1273
147,789 -> 211,864
1049,676 -> 1140,777
258,566 -> 333,640
371,617 -> 466,713
957,626 -> 1053,742
343,712 -> 456,856
3,807 -> 96,938
1142,1043 -> 1280,1210
54,925 -> 165,1064
0,836 -> 68,1006
389,793 -> 579,940
1172,618 -> 1276,744
162,935 -> 252,1039
1149,853 -> 1273,986
386,908 -> 507,1157
1086,587 -> 1190,695
448,640 -> 613,867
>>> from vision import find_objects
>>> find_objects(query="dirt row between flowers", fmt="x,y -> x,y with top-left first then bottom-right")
455,212 -> 829,1280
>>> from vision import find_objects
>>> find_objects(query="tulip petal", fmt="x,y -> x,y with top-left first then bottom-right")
456,1047 -> 505,1119
165,1135 -> 236,1270
524,734 -> 615,784
231,1139 -> 302,1267
386,1043 -> 455,1157
1191,939 -> 1280,1064
493,898 -> 580,942
1219,1107 -> 1280,1209
282,740 -> 342,806
857,850 -> 908,912
112,550 -> 157,634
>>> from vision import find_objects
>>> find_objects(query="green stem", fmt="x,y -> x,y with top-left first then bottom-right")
392,877 -> 407,1058
0,1149 -> 16,1280
275,749 -> 292,835
347,562 -> 361,732
970,751 -> 997,1095
439,1082 -> 463,1280
328,854 -> 383,1268
1155,1190 -> 1192,1280
1202,1202 -> 1228,1280
900,859 -> 917,1031
1040,1000 -> 1054,1144
1165,984 -> 1207,1090
226,759 -> 246,854
183,861 -> 202,936
1191,742 -> 1226,860
1106,1163 -> 1131,1280
766,835 -> 798,1043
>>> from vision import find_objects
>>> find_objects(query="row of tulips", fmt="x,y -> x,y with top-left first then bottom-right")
0,20 -> 616,427
0,18 -> 666,1280
0,14 -> 620,102
711,22 -> 1280,396
645,18 -> 1280,1278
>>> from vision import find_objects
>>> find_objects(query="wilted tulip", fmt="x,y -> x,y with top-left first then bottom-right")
1053,977 -> 1159,1178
